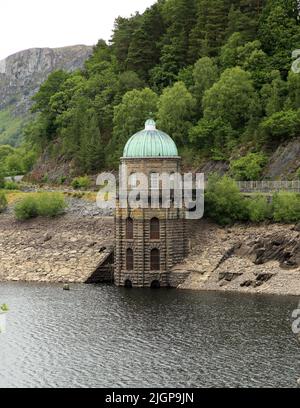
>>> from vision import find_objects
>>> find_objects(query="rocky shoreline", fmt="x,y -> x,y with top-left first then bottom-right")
0,198 -> 299,295
0,209 -> 114,283
176,220 -> 300,296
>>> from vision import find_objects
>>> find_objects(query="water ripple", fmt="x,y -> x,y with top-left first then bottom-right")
0,282 -> 299,388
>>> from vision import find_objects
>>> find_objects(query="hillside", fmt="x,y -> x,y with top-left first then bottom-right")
1,0 -> 300,181
0,45 -> 92,145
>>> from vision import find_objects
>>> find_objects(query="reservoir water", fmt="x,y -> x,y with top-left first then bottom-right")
0,282 -> 299,388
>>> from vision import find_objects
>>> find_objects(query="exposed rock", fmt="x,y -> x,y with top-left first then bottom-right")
218,272 -> 243,282
195,160 -> 229,178
293,223 -> 300,232
43,232 -> 52,242
263,138 -> 300,180
178,220 -> 300,295
240,280 -> 253,288
0,213 -> 114,283
256,273 -> 273,282
0,45 -> 92,113
234,232 -> 300,269
0,45 -> 92,144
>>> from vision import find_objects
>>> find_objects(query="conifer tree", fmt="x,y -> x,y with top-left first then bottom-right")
150,0 -> 197,88
126,3 -> 165,80
188,0 -> 229,62
259,1 -> 300,74
78,112 -> 104,173
111,14 -> 142,71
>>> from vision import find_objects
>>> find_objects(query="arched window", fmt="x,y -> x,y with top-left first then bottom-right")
126,248 -> 134,271
126,217 -> 133,239
150,248 -> 160,271
150,218 -> 160,240
150,172 -> 159,190
170,172 -> 175,190
129,173 -> 137,188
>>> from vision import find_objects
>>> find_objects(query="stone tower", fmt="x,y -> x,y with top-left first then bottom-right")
114,119 -> 188,288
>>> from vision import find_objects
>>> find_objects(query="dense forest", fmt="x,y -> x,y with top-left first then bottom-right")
1,0 -> 300,181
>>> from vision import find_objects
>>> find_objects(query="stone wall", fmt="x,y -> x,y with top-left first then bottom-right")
121,157 -> 181,180
115,206 -> 188,287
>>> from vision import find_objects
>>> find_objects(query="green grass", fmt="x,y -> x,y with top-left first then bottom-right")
0,189 -> 99,205
0,189 -> 25,204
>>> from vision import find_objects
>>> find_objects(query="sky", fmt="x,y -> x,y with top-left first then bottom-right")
0,0 -> 156,60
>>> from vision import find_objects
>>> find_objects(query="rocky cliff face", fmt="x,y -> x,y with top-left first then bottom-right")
0,45 -> 93,116
263,138 -> 300,180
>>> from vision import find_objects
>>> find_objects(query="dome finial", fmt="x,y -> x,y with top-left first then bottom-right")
145,115 -> 156,131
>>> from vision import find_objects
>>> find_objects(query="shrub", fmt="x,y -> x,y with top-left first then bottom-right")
205,174 -> 248,225
260,109 -> 300,140
297,168 -> 300,180
14,193 -> 66,220
272,192 -> 300,222
247,194 -> 273,222
14,195 -> 39,220
57,176 -> 67,185
71,176 -> 91,190
37,193 -> 66,217
42,174 -> 49,184
0,304 -> 9,312
4,180 -> 19,190
0,172 -> 5,188
230,152 -> 267,181
0,192 -> 7,213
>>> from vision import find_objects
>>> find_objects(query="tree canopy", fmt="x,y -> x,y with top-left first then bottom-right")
5,0 -> 300,179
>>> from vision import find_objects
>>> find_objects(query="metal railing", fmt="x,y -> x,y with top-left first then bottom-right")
236,180 -> 300,193
4,175 -> 24,183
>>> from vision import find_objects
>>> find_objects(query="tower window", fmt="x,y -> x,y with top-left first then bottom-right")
170,172 -> 175,189
150,248 -> 160,271
150,217 -> 160,240
129,173 -> 137,188
150,172 -> 159,190
126,248 -> 134,271
126,217 -> 133,239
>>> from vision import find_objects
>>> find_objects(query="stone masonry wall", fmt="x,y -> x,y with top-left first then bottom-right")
115,206 -> 187,287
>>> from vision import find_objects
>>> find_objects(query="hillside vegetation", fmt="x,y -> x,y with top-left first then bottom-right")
0,108 -> 26,146
2,0 -> 300,180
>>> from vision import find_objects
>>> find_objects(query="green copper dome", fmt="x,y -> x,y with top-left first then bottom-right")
123,119 -> 179,158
